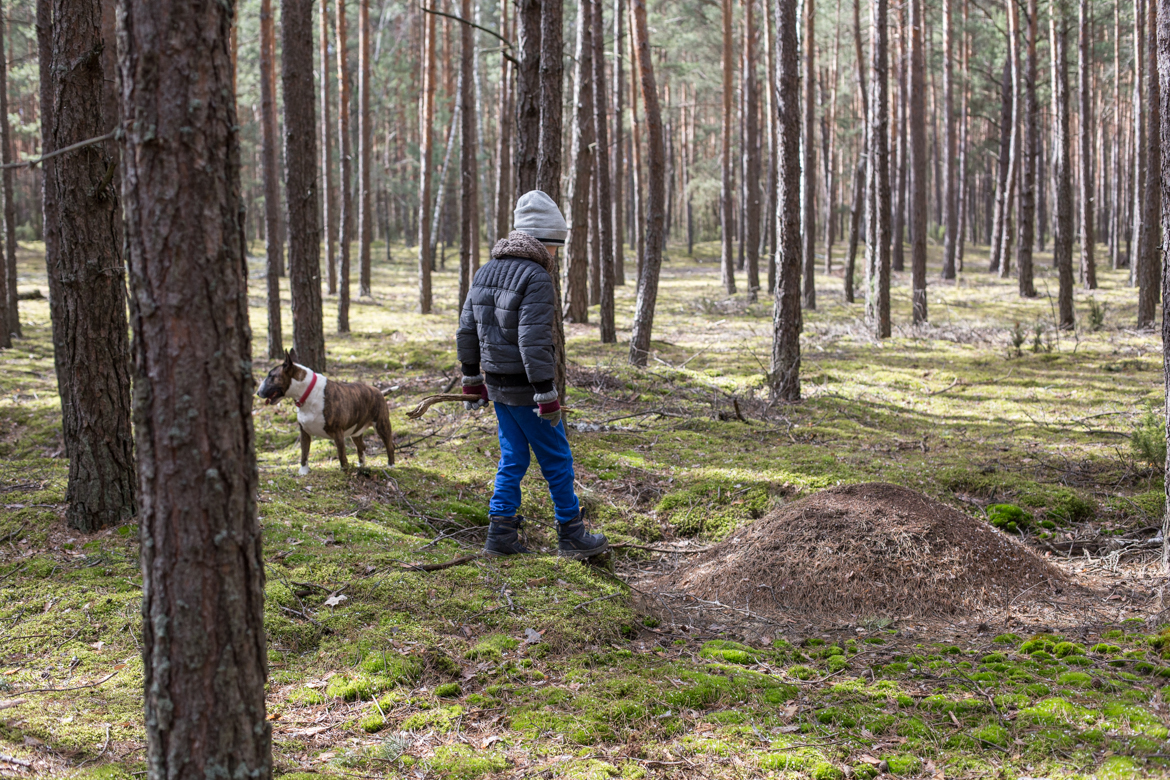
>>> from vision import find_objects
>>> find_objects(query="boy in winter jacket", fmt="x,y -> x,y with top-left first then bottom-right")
456,190 -> 609,559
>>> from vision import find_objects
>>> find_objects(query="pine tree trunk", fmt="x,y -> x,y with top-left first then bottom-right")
998,4 -> 1020,280
418,1 -> 435,312
865,0 -> 891,336
459,0 -> 479,310
719,0 -> 736,294
1016,0 -> 1038,297
941,0 -> 957,279
955,0 -> 970,271
1078,0 -> 1096,290
745,0 -> 761,300
612,0 -> 626,285
40,0 -> 136,533
336,0 -> 353,327
1134,0 -> 1146,290
358,0 -> 372,296
593,0 -> 616,342
117,0 -> 269,774
537,0 -> 563,201
823,0 -> 842,274
630,37 -> 645,283
283,0 -> 326,372
845,0 -> 868,303
771,0 -> 802,401
515,0 -> 541,192
765,0 -> 779,291
989,56 -> 1012,272
1050,0 -> 1075,329
892,0 -> 908,273
801,0 -> 817,309
1138,0 -> 1161,326
909,0 -> 928,323
321,1 -> 338,295
0,7 -> 13,346
564,0 -> 594,323
260,0 -> 284,357
494,0 -> 513,241
627,0 -> 665,367
1155,0 -> 1170,569
1112,0 -> 1123,270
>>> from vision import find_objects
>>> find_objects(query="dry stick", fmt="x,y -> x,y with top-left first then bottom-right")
398,553 -> 485,571
0,699 -> 26,710
0,131 -> 114,169
406,393 -> 572,419
0,754 -> 32,768
17,670 -> 119,695
609,541 -> 709,554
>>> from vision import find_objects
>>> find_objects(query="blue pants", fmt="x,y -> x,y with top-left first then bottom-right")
489,402 -> 580,523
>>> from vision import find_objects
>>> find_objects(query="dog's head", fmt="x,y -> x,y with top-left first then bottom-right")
257,349 -> 303,406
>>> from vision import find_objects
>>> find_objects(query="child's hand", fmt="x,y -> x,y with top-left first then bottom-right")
462,375 -> 489,410
537,398 -> 561,425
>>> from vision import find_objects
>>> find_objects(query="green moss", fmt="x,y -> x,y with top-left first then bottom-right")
359,651 -> 423,682
287,687 -> 328,706
325,674 -> 396,702
986,503 -> 1031,533
434,682 -> 462,698
1091,643 -> 1122,654
1096,756 -> 1141,779
401,705 -> 463,733
882,754 -> 920,776
787,665 -> 816,680
429,744 -> 506,779
466,633 -> 520,660
359,713 -> 386,733
1018,697 -> 1092,726
993,633 -> 1022,645
699,639 -> 757,665
810,761 -> 844,780
1057,671 -> 1093,687
759,753 -> 809,771
973,724 -> 1008,748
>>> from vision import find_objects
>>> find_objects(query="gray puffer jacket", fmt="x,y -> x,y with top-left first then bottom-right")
457,231 -> 557,406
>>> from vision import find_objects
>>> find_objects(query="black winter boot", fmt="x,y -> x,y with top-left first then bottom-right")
556,511 -> 609,559
483,515 -> 533,557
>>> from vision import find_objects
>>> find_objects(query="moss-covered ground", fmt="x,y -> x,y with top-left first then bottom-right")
2,236 -> 1170,778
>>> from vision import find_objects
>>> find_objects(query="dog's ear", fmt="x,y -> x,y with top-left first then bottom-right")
287,348 -> 299,367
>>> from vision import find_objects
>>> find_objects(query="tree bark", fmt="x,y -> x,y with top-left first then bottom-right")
459,0 -> 479,311
336,0 -> 353,327
358,0 -> 372,296
998,2 -> 1020,280
745,0 -> 761,300
1078,0 -> 1096,290
801,0 -> 816,310
1155,0 -> 1170,569
908,0 -> 927,324
515,0 -> 541,193
260,0 -> 284,358
593,0 -> 616,342
771,0 -> 801,401
719,0 -> 736,294
865,0 -> 891,336
40,0 -> 136,533
955,0 -> 969,271
537,0 -> 563,201
989,56 -> 1012,273
565,0 -> 594,323
823,0 -> 842,274
1016,0 -> 1038,297
765,0 -> 779,291
845,0 -> 868,303
1050,0 -> 1074,329
283,0 -> 326,372
612,0 -> 626,285
1139,0 -> 1161,326
117,0 -> 269,775
627,0 -> 665,367
418,0 -> 435,312
941,0 -> 957,279
891,0 -> 907,272
630,31 -> 645,283
1111,0 -> 1123,270
0,6 -> 14,345
321,1 -> 337,295
494,0 -> 512,242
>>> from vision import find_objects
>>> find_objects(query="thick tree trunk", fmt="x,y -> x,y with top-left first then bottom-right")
1051,0 -> 1074,329
630,36 -> 645,283
719,0 -> 736,294
865,0 -> 891,336
565,0 -> 594,323
771,0 -> 802,401
593,0 -> 616,342
627,0 -> 665,367
909,0 -> 928,323
117,0 -> 269,775
1078,0 -> 1096,290
989,56 -> 1012,272
283,0 -> 326,372
336,0 -> 353,328
41,0 -> 135,533
537,0 -> 563,201
955,0 -> 969,271
515,0 -> 540,193
418,2 -> 435,312
260,0 -> 284,358
1155,0 -> 1170,569
1016,0 -> 1038,297
321,1 -> 337,294
612,0 -> 626,285
459,0 -> 479,310
1139,0 -> 1161,326
358,0 -> 372,296
0,8 -> 13,345
745,0 -> 761,300
801,0 -> 816,310
941,0 -> 957,279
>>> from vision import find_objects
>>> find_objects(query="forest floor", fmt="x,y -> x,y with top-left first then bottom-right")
2,236 -> 1170,779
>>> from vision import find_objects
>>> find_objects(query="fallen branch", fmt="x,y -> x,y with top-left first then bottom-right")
17,670 -> 119,695
406,393 -> 571,419
0,754 -> 32,768
926,377 -> 961,396
399,553 -> 485,571
0,699 -> 26,710
0,131 -> 115,170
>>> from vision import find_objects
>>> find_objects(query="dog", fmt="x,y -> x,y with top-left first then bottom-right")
257,349 -> 394,473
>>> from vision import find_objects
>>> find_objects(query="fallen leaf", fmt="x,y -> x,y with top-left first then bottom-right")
323,594 -> 347,608
266,713 -> 280,721
524,628 -> 543,644
777,724 -> 800,733
113,664 -> 127,670
858,755 -> 882,766
295,726 -> 329,737
89,641 -> 105,652
527,577 -> 548,587
481,735 -> 502,749
2,669 -> 20,676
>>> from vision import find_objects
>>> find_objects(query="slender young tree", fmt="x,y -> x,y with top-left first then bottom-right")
283,0 -> 326,371
1155,0 -> 1170,569
592,0 -> 616,342
627,0 -> 666,367
516,0 -> 541,192
1138,0 -> 1161,326
865,0 -> 891,336
358,0 -> 372,296
0,6 -> 14,345
613,0 -> 626,284
772,0 -> 802,401
908,0 -> 927,323
494,0 -> 513,241
40,0 -> 136,533
1135,0 -> 1147,290
845,0 -> 868,303
260,0 -> 284,357
892,0 -> 908,272
537,0 -> 563,200
955,0 -> 970,271
117,0 -> 269,775
418,1 -> 435,312
989,56 -> 1012,272
998,0 -> 1020,279
719,0 -> 736,294
1017,0 -> 1038,297
458,0 -> 479,310
801,0 -> 816,309
337,0 -> 353,327
823,0 -> 842,274
744,0 -> 761,300
941,0 -> 957,279
1078,0 -> 1096,290
321,1 -> 337,294
1050,0 -> 1075,329
765,0 -> 779,290
565,0 -> 594,322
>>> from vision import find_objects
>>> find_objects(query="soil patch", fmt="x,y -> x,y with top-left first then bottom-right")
660,482 -> 1066,619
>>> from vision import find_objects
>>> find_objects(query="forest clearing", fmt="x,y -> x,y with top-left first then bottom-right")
4,237 -> 1170,779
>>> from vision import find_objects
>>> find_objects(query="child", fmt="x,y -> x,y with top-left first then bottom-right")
456,190 -> 608,560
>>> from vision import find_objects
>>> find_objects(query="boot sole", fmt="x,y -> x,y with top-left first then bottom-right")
482,549 -> 534,557
556,542 -> 609,561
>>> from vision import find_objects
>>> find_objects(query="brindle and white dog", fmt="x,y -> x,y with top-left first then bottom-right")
257,349 -> 394,473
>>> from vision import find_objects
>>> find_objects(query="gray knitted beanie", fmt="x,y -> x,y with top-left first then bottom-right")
513,190 -> 568,246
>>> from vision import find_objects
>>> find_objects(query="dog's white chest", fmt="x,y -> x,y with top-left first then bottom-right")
294,375 -> 330,438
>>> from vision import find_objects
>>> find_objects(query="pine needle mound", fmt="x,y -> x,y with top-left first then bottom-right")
665,482 -> 1066,619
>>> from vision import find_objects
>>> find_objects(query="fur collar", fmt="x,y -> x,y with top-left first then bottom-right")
490,231 -> 553,272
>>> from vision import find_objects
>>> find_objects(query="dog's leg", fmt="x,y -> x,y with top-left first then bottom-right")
332,434 -> 349,470
375,411 -> 394,466
299,425 -> 312,475
352,434 -> 367,466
